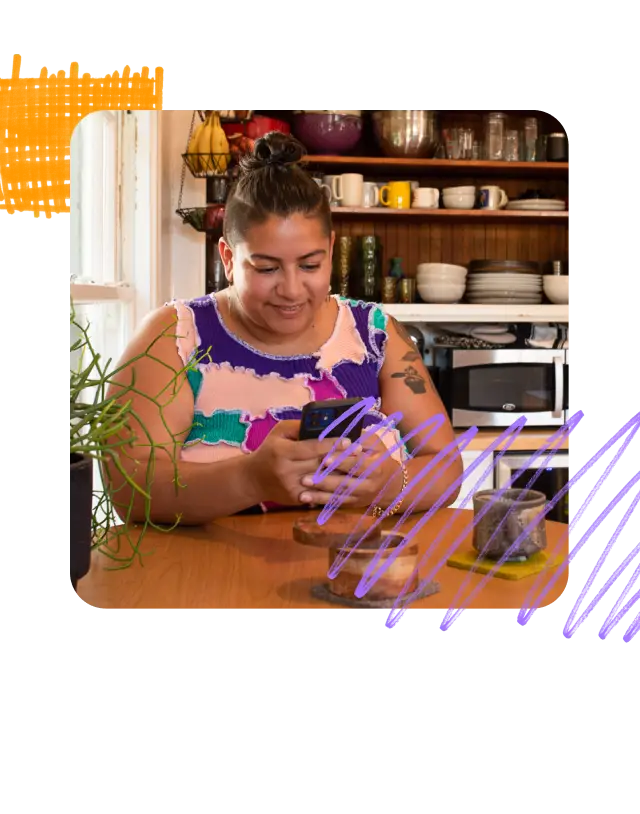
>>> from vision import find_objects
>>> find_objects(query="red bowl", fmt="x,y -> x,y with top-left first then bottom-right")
222,115 -> 290,140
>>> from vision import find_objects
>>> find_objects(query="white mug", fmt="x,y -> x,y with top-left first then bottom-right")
312,177 -> 332,202
413,187 -> 439,209
362,182 -> 380,208
322,176 -> 341,207
480,186 -> 509,210
332,173 -> 364,208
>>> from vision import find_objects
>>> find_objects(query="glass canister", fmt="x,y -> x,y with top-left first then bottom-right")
354,235 -> 381,302
524,116 -> 538,161
333,236 -> 353,298
484,112 -> 507,160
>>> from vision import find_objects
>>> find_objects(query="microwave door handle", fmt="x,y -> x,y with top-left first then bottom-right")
553,354 -> 563,418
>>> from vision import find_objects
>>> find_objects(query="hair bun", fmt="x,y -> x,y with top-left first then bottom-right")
240,132 -> 307,173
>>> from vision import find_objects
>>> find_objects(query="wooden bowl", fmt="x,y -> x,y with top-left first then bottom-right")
329,532 -> 419,602
293,512 -> 436,606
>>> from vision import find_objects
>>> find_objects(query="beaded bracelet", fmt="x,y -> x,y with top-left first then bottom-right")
371,460 -> 409,519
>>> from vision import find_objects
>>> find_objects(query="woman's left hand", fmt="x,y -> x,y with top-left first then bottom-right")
299,431 -> 403,509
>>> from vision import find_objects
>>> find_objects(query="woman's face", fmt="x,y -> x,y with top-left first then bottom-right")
219,214 -> 335,335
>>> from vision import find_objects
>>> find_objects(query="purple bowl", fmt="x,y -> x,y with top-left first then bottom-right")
293,113 -> 363,155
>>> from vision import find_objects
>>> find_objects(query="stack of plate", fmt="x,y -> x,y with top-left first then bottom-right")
506,199 -> 566,211
466,260 -> 542,304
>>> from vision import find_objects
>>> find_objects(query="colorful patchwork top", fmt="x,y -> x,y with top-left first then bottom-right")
172,293 -> 407,513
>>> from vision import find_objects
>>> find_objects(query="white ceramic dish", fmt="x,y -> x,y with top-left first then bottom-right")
506,200 -> 566,211
419,290 -> 466,304
542,275 -> 569,303
468,278 -> 542,287
417,263 -> 467,276
418,270 -> 468,280
467,295 -> 542,304
443,186 -> 475,195
442,199 -> 476,210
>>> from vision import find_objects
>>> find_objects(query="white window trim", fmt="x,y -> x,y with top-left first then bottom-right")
70,110 -> 163,334
70,282 -> 134,303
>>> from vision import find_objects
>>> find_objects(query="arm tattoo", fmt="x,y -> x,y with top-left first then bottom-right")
391,365 -> 430,394
401,350 -> 420,362
389,317 -> 436,394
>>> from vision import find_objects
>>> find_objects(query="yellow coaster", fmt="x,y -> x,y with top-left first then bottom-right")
446,549 -> 563,580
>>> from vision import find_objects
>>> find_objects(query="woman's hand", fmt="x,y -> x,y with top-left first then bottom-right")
249,420 -> 351,506
298,429 -> 403,510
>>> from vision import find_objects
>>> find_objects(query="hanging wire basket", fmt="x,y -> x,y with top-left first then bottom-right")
175,111 -> 226,233
176,204 -> 225,234
182,152 -> 233,178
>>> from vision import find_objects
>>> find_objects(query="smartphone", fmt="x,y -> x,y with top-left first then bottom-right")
299,398 -> 367,442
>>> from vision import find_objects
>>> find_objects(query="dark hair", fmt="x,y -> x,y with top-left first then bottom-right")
223,132 -> 332,246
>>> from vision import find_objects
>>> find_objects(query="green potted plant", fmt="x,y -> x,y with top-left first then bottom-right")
70,303 -> 198,589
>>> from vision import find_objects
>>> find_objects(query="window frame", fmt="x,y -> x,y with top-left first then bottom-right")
70,110 -> 162,337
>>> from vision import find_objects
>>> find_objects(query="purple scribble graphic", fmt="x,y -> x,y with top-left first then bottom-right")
518,411 -> 640,643
313,400 -> 640,643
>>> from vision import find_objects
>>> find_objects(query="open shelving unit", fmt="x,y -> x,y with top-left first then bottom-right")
190,111 -> 569,324
306,117 -> 568,324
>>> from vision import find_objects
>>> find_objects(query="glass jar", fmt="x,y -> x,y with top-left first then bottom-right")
484,112 -> 507,161
355,235 -> 380,302
524,117 -> 538,161
504,129 -> 520,162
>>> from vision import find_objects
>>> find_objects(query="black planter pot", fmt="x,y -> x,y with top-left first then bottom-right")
70,454 -> 93,590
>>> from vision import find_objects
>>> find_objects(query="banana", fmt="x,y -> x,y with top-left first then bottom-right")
209,111 -> 230,174
195,113 -> 215,174
187,118 -> 205,173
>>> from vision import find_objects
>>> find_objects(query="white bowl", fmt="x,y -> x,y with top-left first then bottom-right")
443,186 -> 476,194
417,262 -> 467,276
442,196 -> 476,210
543,275 -> 569,304
418,283 -> 466,304
418,275 -> 468,287
443,192 -> 475,201
418,274 -> 467,284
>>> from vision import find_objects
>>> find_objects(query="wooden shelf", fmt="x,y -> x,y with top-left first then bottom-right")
382,304 -> 568,324
304,155 -> 568,176
331,207 -> 568,221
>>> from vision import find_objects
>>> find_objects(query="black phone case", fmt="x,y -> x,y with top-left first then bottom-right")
299,398 -> 366,442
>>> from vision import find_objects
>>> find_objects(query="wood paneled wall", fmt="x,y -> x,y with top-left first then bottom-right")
333,218 -> 568,278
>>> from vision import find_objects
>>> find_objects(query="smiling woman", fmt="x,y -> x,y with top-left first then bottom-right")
104,132 -> 462,525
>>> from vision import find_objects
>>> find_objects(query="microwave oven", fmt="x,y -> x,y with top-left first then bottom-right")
437,348 -> 569,428
494,450 -> 569,523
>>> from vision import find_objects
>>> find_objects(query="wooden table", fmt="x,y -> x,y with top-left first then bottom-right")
77,509 -> 568,610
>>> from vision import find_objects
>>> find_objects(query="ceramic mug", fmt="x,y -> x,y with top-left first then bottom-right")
323,175 -> 341,207
312,177 -> 332,202
331,173 -> 364,208
379,180 -> 412,209
362,182 -> 380,208
479,186 -> 509,210
413,187 -> 440,209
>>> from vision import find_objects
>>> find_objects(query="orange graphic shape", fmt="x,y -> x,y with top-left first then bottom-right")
0,54 -> 163,217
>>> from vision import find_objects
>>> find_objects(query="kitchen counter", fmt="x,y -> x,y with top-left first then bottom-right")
77,509 -> 569,610
456,428 -> 569,452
